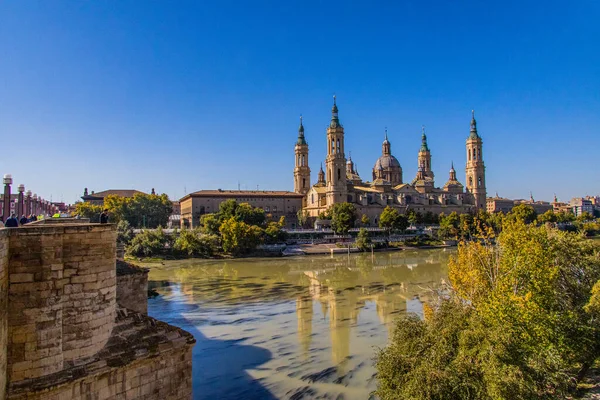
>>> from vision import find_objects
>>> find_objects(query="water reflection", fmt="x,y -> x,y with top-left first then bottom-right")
147,249 -> 451,400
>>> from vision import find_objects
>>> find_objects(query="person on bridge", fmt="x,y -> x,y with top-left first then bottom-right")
19,215 -> 28,225
100,209 -> 109,224
5,213 -> 19,228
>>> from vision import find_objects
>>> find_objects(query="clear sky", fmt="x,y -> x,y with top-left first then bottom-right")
1,1 -> 598,204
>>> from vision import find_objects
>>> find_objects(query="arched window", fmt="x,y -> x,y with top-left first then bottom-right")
473,148 -> 477,160
331,139 -> 335,154
336,139 -> 340,154
469,176 -> 473,187
468,149 -> 472,160
302,155 -> 305,166
311,194 -> 314,204
478,177 -> 482,187
338,168 -> 341,180
302,178 -> 306,188
328,170 -> 331,182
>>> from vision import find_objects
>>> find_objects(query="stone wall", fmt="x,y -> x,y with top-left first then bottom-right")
6,225 -> 116,382
1,223 -> 195,400
8,309 -> 194,400
116,260 -> 148,314
0,230 -> 9,400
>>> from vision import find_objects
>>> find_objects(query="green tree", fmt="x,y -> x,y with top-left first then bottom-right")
218,199 -> 238,221
556,211 -> 575,223
126,227 -> 172,257
379,206 -> 408,234
104,193 -> 173,228
458,213 -> 474,239
219,217 -> 263,255
537,209 -> 558,224
507,203 -> 537,224
199,213 -> 221,235
173,228 -> 219,257
361,214 -> 370,226
355,228 -> 372,251
438,212 -> 459,239
73,202 -> 103,222
577,211 -> 595,223
235,202 -> 266,226
296,210 -> 310,228
330,203 -> 357,234
263,222 -> 288,244
116,220 -> 134,245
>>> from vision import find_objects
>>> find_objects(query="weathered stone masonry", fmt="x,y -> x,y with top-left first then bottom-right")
0,224 -> 195,400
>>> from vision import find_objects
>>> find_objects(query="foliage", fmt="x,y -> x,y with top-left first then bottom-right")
577,211 -> 595,223
361,214 -> 370,226
200,213 -> 221,235
104,193 -> 173,228
438,212 -> 460,239
458,213 -> 474,239
235,202 -> 266,226
537,210 -> 558,224
379,206 -> 409,234
73,202 -> 102,223
297,210 -> 310,228
116,220 -> 134,245
506,203 -> 537,224
330,202 -> 357,234
355,228 -> 372,251
376,221 -> 600,399
264,221 -> 288,244
126,227 -> 173,257
556,211 -> 575,223
219,217 -> 263,255
173,228 -> 219,257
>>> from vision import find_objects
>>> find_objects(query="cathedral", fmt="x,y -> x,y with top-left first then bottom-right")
294,97 -> 487,222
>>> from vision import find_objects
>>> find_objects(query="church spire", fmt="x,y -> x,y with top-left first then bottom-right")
297,115 -> 307,145
329,95 -> 341,128
449,162 -> 456,181
420,125 -> 429,151
318,163 -> 325,184
382,128 -> 391,155
469,109 -> 479,139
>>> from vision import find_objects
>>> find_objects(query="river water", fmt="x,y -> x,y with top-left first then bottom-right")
146,249 -> 451,400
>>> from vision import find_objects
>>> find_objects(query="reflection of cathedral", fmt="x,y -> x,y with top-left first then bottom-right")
294,97 -> 487,220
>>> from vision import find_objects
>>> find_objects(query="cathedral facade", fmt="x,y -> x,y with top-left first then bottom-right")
294,97 -> 487,222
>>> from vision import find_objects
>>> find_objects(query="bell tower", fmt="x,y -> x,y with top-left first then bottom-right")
465,110 -> 487,209
325,95 -> 347,206
417,126 -> 434,181
294,116 -> 311,194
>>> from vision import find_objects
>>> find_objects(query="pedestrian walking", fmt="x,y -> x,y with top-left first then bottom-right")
19,215 -> 28,225
5,213 -> 19,228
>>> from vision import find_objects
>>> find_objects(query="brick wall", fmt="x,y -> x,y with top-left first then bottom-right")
0,231 -> 8,400
6,225 -> 116,382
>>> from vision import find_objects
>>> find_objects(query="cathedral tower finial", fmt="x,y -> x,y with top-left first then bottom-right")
469,109 -> 479,139
420,125 -> 429,152
296,115 -> 307,145
329,95 -> 341,128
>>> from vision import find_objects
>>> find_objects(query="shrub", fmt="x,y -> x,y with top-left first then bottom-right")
126,227 -> 172,257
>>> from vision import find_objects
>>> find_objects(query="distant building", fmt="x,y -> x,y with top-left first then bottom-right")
514,196 -> 553,214
486,195 -> 515,213
179,190 -> 304,229
81,188 -> 147,206
570,197 -> 594,217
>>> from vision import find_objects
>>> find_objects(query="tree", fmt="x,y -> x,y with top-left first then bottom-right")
537,209 -> 557,224
438,212 -> 459,239
507,203 -> 537,224
361,214 -> 370,226
73,202 -> 102,222
379,206 -> 408,234
234,202 -> 266,226
173,228 -> 219,257
200,213 -> 221,235
355,228 -> 372,251
297,210 -> 310,228
218,199 -> 238,221
126,227 -> 172,257
330,203 -> 356,235
577,211 -> 595,223
556,211 -> 575,223
104,193 -> 173,228
377,221 -> 600,399
458,213 -> 474,239
219,217 -> 263,255
116,220 -> 134,245
263,222 -> 288,244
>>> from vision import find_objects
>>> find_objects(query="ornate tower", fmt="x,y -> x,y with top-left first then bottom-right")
325,96 -> 347,205
465,110 -> 487,209
294,116 -> 311,194
417,126 -> 434,181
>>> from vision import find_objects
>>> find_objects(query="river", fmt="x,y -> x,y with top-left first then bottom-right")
146,248 -> 452,400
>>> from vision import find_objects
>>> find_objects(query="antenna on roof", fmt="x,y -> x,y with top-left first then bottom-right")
238,181 -> 240,191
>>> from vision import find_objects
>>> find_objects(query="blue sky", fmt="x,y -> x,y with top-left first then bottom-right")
1,1 -> 598,204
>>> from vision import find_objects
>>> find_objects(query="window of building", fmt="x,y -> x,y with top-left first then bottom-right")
338,168 -> 341,181
265,206 -> 270,212
478,177 -> 482,187
468,149 -> 471,160
273,206 -> 277,212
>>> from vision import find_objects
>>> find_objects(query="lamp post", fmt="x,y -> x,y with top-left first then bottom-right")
3,174 -> 12,221
17,184 -> 25,217
26,190 -> 32,216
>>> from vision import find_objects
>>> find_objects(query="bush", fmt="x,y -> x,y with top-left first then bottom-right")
116,220 -> 134,245
355,228 -> 372,251
173,228 -> 219,257
126,227 -> 172,257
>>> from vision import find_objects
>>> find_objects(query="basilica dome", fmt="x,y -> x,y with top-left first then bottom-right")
373,154 -> 401,170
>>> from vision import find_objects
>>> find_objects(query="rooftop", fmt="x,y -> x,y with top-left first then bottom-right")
181,189 -> 304,201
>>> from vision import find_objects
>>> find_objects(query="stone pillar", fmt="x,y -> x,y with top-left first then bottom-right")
17,185 -> 24,218
25,191 -> 31,216
32,194 -> 37,216
0,231 -> 8,400
2,175 -> 11,221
